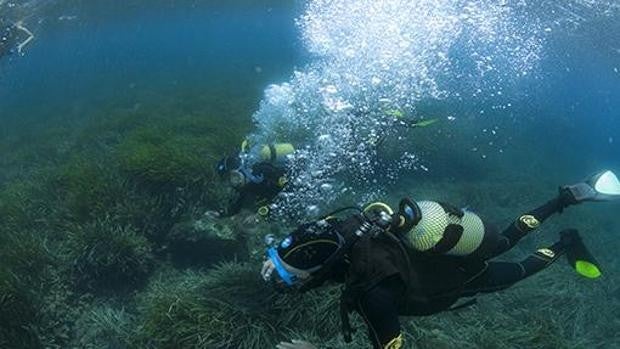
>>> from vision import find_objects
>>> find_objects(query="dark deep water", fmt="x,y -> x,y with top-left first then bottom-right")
1,1 -> 619,348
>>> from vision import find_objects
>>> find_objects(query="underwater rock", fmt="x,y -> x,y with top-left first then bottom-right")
191,213 -> 237,240
167,212 -> 247,267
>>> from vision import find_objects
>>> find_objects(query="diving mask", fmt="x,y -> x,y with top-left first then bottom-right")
267,247 -> 298,286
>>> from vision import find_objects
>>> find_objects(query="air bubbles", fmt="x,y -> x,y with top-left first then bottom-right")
321,85 -> 338,94
306,205 -> 320,217
318,134 -> 332,142
246,0 -> 617,220
311,170 -> 324,177
320,183 -> 333,192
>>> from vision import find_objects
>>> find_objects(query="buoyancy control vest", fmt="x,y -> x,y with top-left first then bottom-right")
338,201 -> 491,342
342,227 -> 487,316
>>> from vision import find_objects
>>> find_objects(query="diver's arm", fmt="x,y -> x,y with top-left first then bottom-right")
357,277 -> 404,349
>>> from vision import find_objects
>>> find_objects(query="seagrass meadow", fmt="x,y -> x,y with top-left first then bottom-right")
1,1 -> 620,348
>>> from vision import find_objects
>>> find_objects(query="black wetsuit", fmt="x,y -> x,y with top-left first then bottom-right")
335,196 -> 574,348
224,162 -> 286,216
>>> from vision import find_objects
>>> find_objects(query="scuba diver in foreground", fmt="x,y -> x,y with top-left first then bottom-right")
262,170 -> 620,349
214,141 -> 294,218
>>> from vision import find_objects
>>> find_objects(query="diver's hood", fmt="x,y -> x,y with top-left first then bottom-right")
228,170 -> 247,188
217,153 -> 264,187
267,219 -> 345,290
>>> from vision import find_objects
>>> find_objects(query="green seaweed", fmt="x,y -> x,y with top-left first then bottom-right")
0,267 -> 41,349
54,156 -> 126,222
71,304 -> 135,349
115,112 -> 246,190
0,228 -> 65,349
135,262 -> 341,349
66,218 -> 155,292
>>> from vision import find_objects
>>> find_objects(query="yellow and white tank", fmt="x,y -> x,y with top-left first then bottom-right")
406,201 -> 485,256
259,143 -> 295,163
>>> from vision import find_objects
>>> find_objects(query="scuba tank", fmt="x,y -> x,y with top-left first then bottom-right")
390,198 -> 489,257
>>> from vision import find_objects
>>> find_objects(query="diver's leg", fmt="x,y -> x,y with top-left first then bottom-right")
462,229 -> 598,296
483,170 -> 620,258
461,240 -> 566,296
479,189 -> 576,259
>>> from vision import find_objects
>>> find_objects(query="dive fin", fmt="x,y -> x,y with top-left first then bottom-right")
561,229 -> 602,279
562,170 -> 620,203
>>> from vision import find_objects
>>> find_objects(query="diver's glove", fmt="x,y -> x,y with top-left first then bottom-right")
559,170 -> 620,207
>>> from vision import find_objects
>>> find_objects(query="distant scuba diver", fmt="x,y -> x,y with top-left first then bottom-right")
211,112 -> 434,219
0,19 -> 34,59
262,170 -> 620,349
214,141 -> 294,218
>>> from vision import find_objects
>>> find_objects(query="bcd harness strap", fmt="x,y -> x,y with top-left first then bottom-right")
340,290 -> 355,343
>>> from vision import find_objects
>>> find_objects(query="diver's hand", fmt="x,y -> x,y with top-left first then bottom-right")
261,259 -> 276,281
276,339 -> 318,349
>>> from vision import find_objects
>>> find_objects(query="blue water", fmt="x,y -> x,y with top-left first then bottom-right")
1,2 -> 618,175
1,2 -> 304,133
